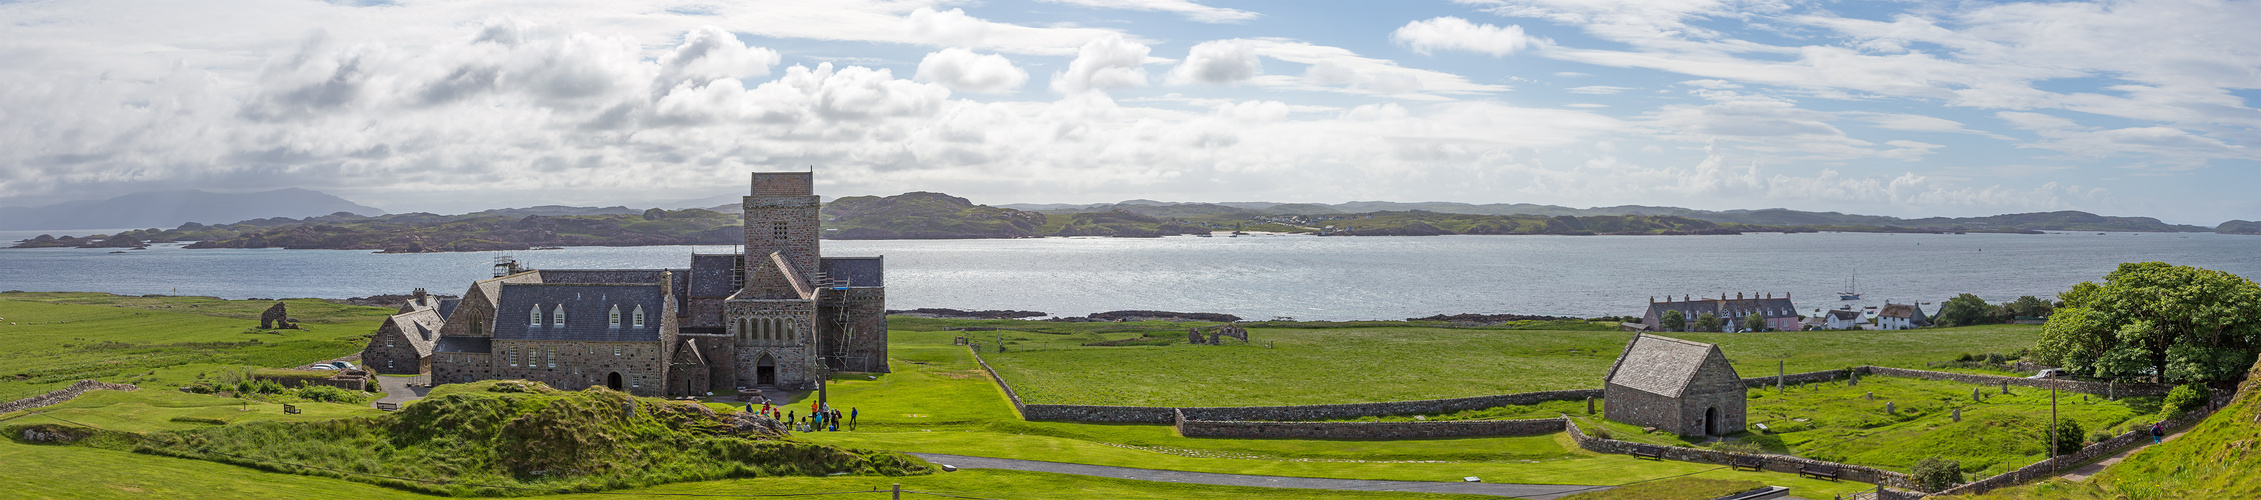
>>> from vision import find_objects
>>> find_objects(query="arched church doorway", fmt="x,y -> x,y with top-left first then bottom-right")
756,354 -> 776,386
607,372 -> 623,391
1705,406 -> 1719,435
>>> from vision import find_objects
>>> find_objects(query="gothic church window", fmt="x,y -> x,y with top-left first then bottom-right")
609,305 -> 621,328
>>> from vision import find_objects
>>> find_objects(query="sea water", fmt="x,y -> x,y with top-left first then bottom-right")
0,231 -> 2255,321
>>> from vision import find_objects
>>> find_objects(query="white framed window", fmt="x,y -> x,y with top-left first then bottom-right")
609,305 -> 622,328
614,345 -> 622,356
529,306 -> 541,326
633,305 -> 645,328
509,345 -> 519,367
553,305 -> 566,327
546,346 -> 556,368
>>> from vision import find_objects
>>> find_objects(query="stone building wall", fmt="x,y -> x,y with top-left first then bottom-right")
1602,382 -> 1680,433
727,299 -> 818,389
361,324 -> 427,375
438,273 -> 540,337
1676,354 -> 1748,435
741,175 -> 822,282
1176,413 -> 1567,440
818,287 -> 889,373
431,352 -> 493,385
489,340 -> 667,397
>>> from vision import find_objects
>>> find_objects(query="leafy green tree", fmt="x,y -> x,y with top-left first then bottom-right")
2160,384 -> 2211,420
2036,262 -> 2261,384
1911,456 -> 1963,491
1937,293 -> 2000,327
1693,312 -> 1722,333
1742,313 -> 1768,332
1661,310 -> 1686,332
2007,295 -> 2055,319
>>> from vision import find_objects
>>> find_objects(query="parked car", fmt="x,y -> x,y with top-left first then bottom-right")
308,365 -> 338,371
2028,368 -> 2066,379
330,361 -> 355,370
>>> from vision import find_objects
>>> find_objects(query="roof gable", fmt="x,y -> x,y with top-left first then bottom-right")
1605,334 -> 1728,398
492,283 -> 668,342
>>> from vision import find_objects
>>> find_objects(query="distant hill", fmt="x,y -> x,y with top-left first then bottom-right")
823,192 -> 1048,239
1002,199 -> 2214,233
2219,220 -> 2261,235
0,189 -> 384,231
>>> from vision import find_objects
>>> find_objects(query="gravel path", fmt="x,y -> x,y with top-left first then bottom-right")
372,374 -> 428,407
908,453 -> 1611,499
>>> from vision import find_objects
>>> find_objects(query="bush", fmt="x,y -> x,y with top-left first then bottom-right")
1587,425 -> 1613,440
2051,420 -> 2085,455
235,379 -> 285,394
1912,456 -> 1963,491
2159,384 -> 2210,420
297,385 -> 363,404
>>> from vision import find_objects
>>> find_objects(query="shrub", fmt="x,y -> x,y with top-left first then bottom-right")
2051,420 -> 2085,455
1587,425 -> 1613,440
1912,456 -> 1964,491
2159,384 -> 2209,420
297,385 -> 362,404
235,379 -> 285,394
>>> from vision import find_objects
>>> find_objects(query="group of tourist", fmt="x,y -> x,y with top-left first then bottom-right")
747,397 -> 857,432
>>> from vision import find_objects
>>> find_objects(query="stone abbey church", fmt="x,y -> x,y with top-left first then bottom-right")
360,172 -> 888,397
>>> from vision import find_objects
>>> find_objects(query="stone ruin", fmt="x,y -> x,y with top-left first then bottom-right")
259,302 -> 301,330
1187,324 -> 1250,345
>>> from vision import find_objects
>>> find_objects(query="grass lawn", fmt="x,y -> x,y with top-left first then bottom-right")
930,317 -> 2044,407
0,292 -> 393,401
1559,478 -> 1764,500
0,389 -> 387,433
791,330 -> 1878,498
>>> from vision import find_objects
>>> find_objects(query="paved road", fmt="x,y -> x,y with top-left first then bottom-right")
908,453 -> 1611,499
372,374 -> 429,408
2064,426 -> 2188,481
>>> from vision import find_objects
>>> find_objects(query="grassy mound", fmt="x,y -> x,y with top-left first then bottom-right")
128,381 -> 930,496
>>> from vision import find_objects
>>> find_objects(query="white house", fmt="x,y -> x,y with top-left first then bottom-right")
1825,309 -> 1865,330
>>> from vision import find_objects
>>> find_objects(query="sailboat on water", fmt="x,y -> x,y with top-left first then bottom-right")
1840,270 -> 1862,300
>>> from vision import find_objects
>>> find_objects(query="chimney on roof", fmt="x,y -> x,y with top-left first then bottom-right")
1738,292 -> 1744,300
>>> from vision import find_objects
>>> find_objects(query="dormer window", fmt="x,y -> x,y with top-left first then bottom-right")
529,306 -> 541,326
553,304 -> 566,327
633,305 -> 645,328
609,305 -> 622,328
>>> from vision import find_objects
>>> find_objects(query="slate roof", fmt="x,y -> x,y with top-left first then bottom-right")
1828,310 -> 1864,320
436,298 -> 461,319
538,269 -> 689,311
1647,296 -> 1799,320
386,308 -> 445,357
820,257 -> 884,288
434,336 -> 492,354
1604,334 -> 1721,398
492,283 -> 667,342
688,254 -> 741,298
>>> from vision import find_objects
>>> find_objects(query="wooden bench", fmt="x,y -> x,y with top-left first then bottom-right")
375,402 -> 399,412
282,404 -> 301,415
1629,447 -> 1662,460
1800,463 -> 1841,480
1731,455 -> 1763,471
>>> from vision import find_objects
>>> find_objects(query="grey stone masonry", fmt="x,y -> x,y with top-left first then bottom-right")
1176,411 -> 1567,440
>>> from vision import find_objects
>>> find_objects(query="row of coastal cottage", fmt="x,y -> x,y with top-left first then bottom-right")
360,172 -> 890,397
1633,293 -> 1931,332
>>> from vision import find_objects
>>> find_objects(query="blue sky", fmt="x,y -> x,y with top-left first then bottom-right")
0,0 -> 2255,224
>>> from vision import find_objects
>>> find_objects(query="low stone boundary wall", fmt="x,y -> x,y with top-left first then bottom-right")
0,380 -> 139,415
1177,411 -> 1567,440
1561,417 -> 1917,490
1930,390 -> 2236,497
1742,368 -> 1853,388
1176,389 -> 1603,422
1862,366 -> 2171,399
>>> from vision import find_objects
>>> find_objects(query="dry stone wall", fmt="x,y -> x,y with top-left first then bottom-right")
1863,366 -> 2171,398
1562,417 -> 1917,490
1177,411 -> 1567,439
0,380 -> 138,414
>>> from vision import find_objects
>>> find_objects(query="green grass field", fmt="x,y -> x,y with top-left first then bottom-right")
0,292 -> 393,401
940,318 -> 2044,406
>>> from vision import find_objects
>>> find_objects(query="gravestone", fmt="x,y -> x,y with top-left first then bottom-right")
1586,397 -> 1596,415
1848,370 -> 1859,386
1866,391 -> 1874,401
2002,381 -> 2010,395
1886,402 -> 1895,414
1953,408 -> 1961,422
1973,388 -> 1983,402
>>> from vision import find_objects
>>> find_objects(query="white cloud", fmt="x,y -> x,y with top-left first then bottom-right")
1050,34 -> 1153,94
1245,38 -> 1511,97
1038,0 -> 1260,23
1168,39 -> 1263,85
656,25 -> 781,87
1390,16 -> 1537,56
1567,85 -> 1629,94
916,48 -> 1029,94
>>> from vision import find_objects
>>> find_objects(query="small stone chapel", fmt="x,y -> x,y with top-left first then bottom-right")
1602,333 -> 1747,436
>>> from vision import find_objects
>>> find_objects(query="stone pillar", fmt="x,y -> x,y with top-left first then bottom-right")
2002,380 -> 2010,395
1586,397 -> 1596,415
